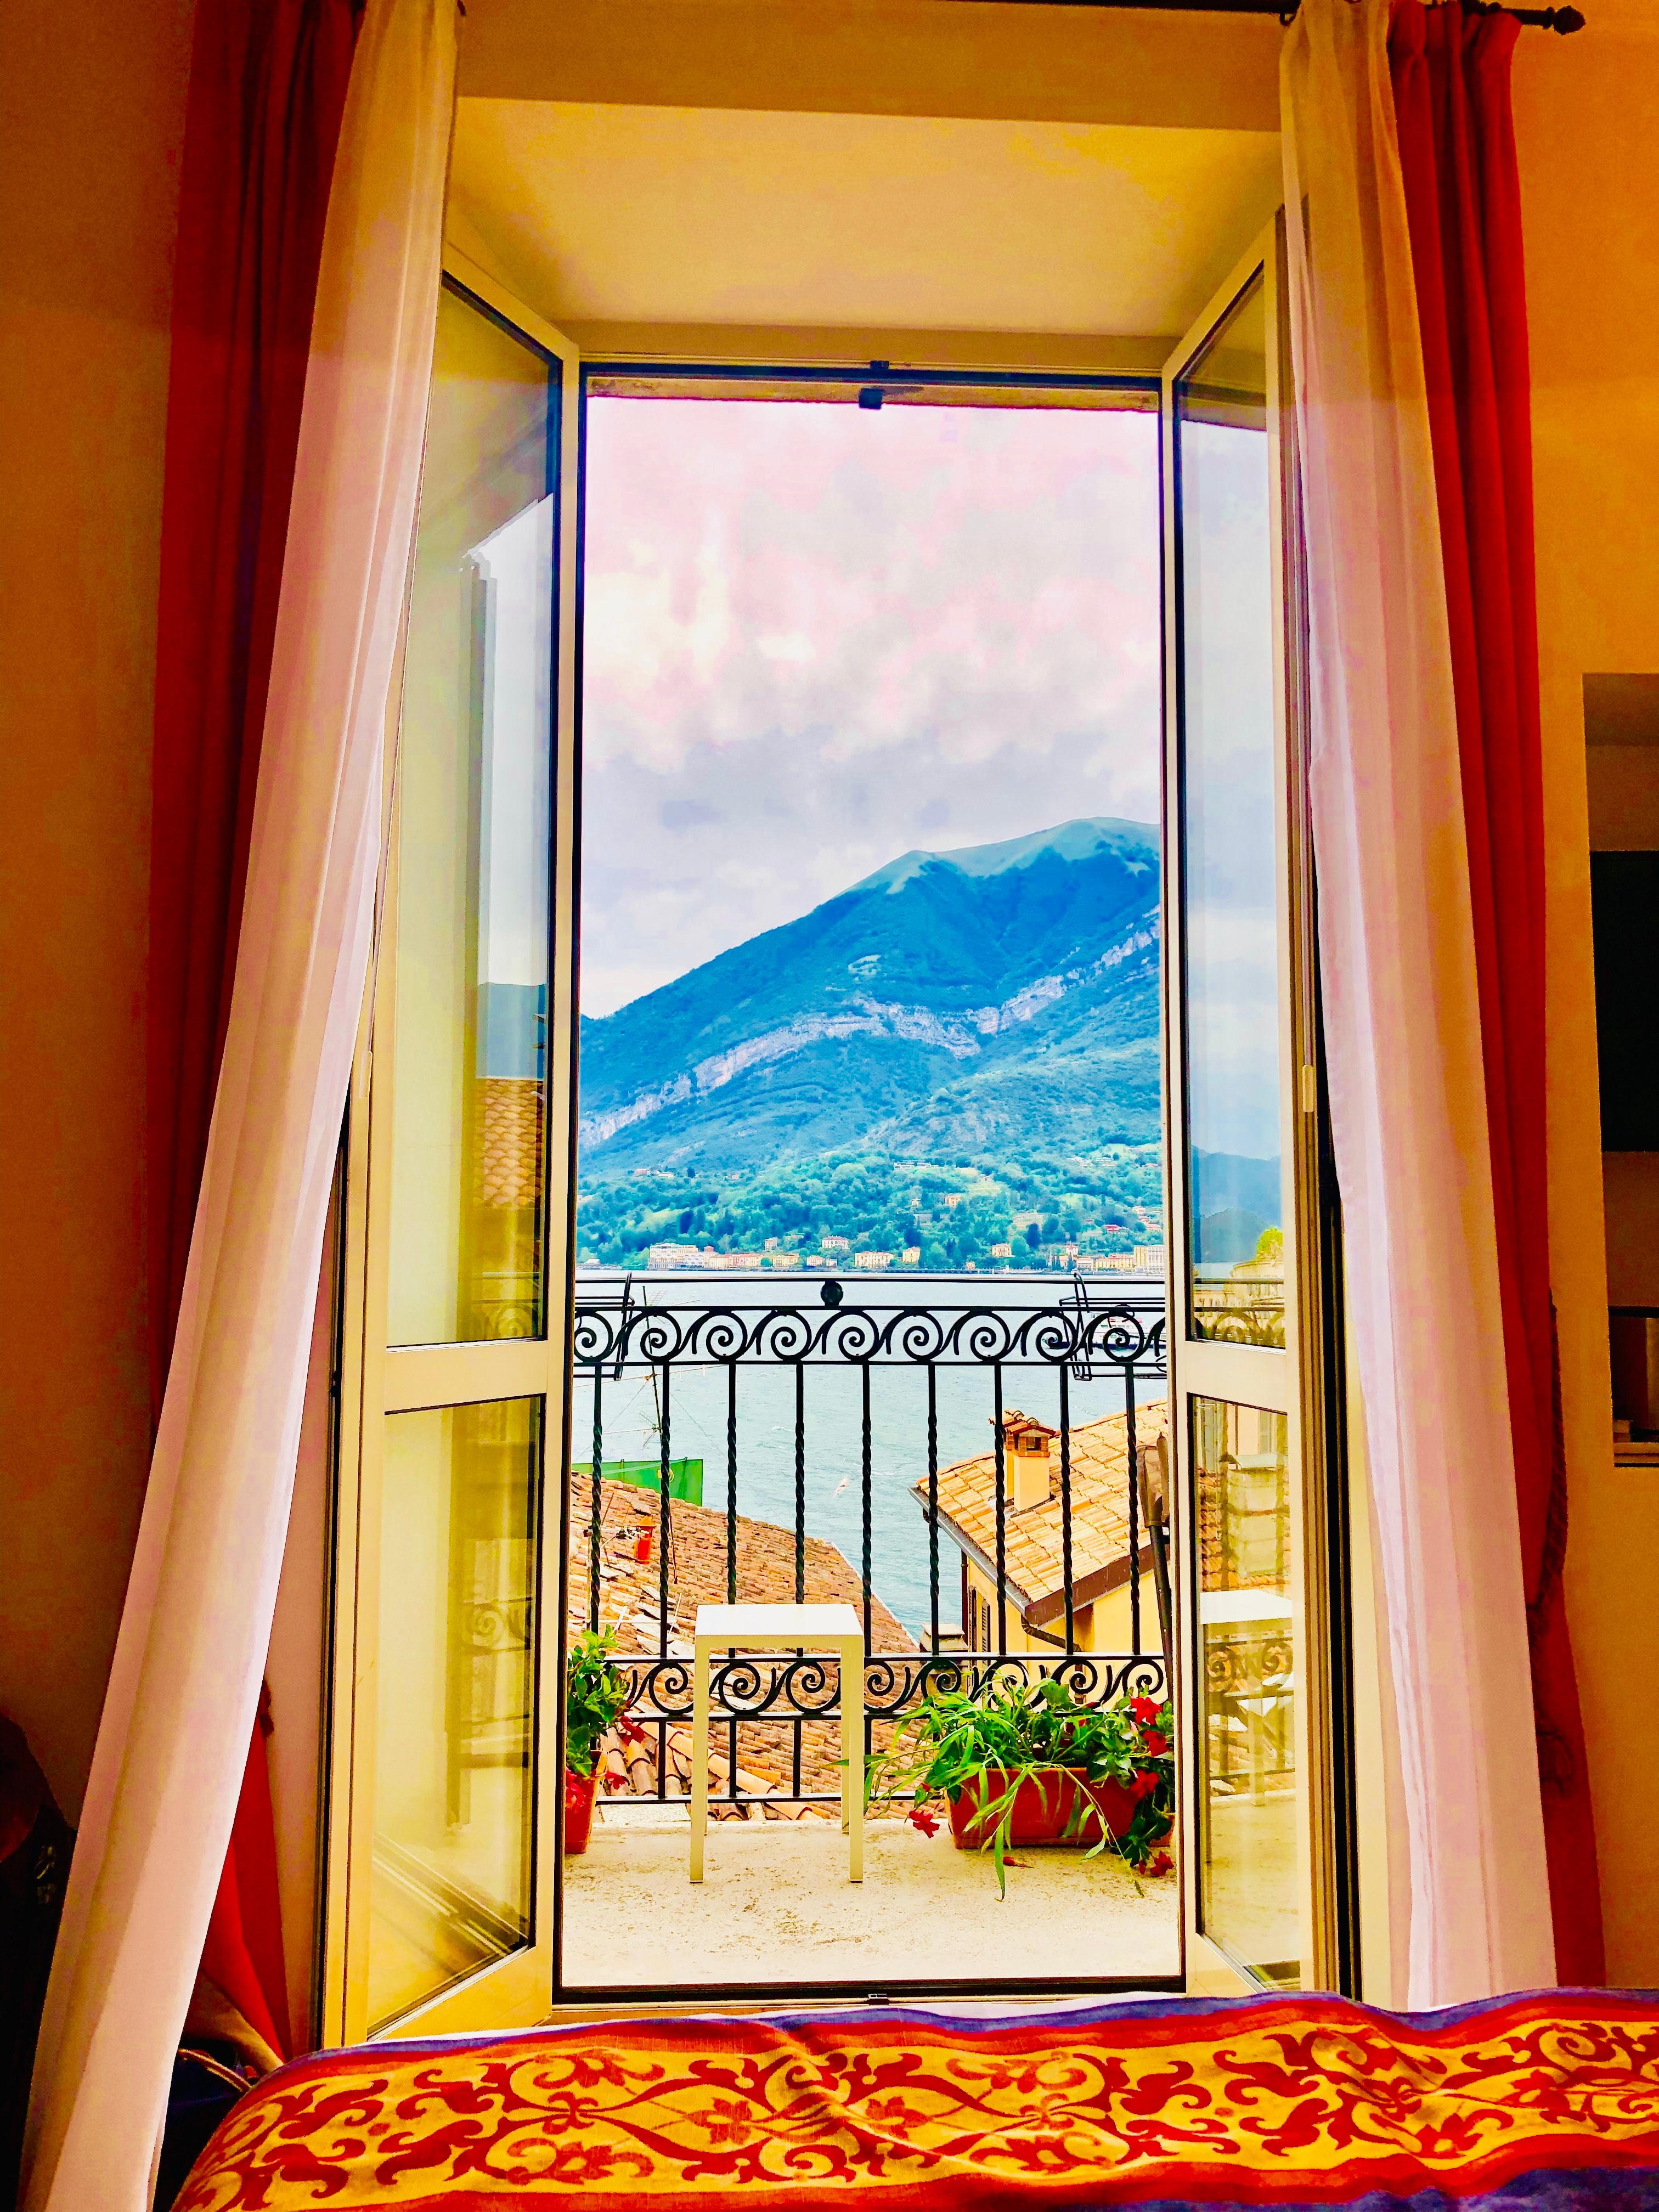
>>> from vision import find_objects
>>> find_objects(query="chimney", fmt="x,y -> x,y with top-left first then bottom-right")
998,1409 -> 1057,1512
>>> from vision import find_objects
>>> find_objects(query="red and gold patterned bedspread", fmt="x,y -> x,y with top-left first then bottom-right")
177,1990 -> 1659,2212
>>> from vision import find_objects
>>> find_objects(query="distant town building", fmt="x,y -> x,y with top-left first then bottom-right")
822,1234 -> 850,1251
647,1243 -> 703,1269
854,1250 -> 893,1269
941,1193 -> 968,1209
1133,1243 -> 1166,1272
765,1249 -> 802,1270
763,1236 -> 780,1251
901,1246 -> 921,1265
990,1242 -> 1013,1259
703,1249 -> 761,1271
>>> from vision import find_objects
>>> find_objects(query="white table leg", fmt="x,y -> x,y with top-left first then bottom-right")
690,1641 -> 709,1883
840,1654 -> 851,1834
845,1639 -> 864,1883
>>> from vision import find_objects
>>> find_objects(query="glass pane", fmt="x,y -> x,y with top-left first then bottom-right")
1192,1392 -> 1297,1986
388,282 -> 555,1345
1175,273 -> 1285,1346
366,1397 -> 540,2030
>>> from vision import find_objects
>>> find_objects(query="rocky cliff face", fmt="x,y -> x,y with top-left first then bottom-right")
578,817 -> 1162,1176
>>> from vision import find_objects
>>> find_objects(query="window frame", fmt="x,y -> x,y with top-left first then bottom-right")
319,250 -> 582,2046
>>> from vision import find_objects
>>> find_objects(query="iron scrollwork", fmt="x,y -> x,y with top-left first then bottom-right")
607,1647 -> 1170,1806
573,1289 -> 1166,1379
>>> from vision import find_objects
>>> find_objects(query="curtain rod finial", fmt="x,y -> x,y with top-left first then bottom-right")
1464,0 -> 1586,28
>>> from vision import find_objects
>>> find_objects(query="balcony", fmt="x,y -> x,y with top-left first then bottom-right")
562,1806 -> 1181,1993
557,1277 -> 1183,1996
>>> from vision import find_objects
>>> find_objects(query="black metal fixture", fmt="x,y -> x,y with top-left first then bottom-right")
943,0 -> 1584,25
1462,0 -> 1585,26
857,360 -> 927,410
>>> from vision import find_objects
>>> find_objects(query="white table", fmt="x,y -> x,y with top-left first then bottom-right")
689,1603 -> 864,1883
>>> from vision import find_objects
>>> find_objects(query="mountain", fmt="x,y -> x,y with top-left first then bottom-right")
1191,1149 -> 1280,1224
578,817 -> 1161,1178
1189,1149 -> 1282,1261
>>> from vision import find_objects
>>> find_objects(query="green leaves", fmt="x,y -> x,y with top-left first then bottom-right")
566,1628 -> 631,1780
865,1675 -> 1175,1893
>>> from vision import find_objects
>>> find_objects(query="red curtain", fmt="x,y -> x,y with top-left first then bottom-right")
1389,0 -> 1604,1983
148,0 -> 360,2057
198,1690 -> 291,2059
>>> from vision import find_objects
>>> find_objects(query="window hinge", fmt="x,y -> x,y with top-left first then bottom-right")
1300,1062 -> 1317,1114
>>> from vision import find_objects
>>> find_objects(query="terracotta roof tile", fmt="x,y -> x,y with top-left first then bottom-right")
566,1476 -> 914,1654
568,1476 -> 914,1807
475,1077 -> 541,1209
919,1402 -> 1168,1613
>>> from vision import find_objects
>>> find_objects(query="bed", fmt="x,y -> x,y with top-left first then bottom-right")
175,1989 -> 1659,2211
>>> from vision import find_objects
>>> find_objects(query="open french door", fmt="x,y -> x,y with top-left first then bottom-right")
1160,219 -> 1357,1997
318,252 -> 582,2044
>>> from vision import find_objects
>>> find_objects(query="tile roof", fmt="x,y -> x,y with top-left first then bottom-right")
568,1476 -> 913,1812
566,1475 -> 914,1656
476,1077 -> 541,1209
918,1403 -> 1168,1629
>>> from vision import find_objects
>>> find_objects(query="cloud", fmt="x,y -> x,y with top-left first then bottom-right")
580,395 -> 1160,1016
659,797 -> 724,830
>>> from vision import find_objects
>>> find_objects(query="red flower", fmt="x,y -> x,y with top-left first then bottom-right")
1143,1730 -> 1169,1757
1129,1769 -> 1159,1800
1130,1696 -> 1161,1725
1146,1850 -> 1174,1878
908,1806 -> 941,1838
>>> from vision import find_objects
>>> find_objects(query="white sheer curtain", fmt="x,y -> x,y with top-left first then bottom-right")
22,5 -> 456,2203
1280,0 -> 1551,2005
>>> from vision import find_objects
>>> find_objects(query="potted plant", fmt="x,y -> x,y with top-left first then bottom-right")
867,1674 -> 1174,1893
564,1628 -> 631,1854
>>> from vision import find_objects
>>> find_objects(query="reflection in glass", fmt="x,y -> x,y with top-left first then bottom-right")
388,282 -> 555,1346
367,1398 -> 540,2032
1192,1393 -> 1297,1987
1176,273 -> 1285,1345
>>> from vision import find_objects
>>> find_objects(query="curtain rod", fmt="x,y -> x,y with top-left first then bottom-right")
946,0 -> 1585,26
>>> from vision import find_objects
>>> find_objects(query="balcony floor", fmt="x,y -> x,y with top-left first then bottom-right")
562,1804 -> 1181,1992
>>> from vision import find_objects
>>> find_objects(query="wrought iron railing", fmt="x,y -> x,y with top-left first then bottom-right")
1191,1279 -> 1287,1349
1204,1627 -> 1295,1795
568,1276 -> 1171,1812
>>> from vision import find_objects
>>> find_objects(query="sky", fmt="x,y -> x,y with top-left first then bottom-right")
578,394 -> 1163,1018
1181,414 -> 1282,1168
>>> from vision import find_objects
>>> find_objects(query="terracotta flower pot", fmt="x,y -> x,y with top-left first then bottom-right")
947,1767 -> 1165,1852
564,1765 -> 599,1854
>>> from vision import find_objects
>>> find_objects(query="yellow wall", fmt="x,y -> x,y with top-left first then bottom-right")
1517,5 -> 1659,1983
0,0 -> 194,1818
458,0 -> 1281,132
962,1558 -> 1144,1659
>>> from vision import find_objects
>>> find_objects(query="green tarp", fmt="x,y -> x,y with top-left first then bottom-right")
571,1457 -> 704,1505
